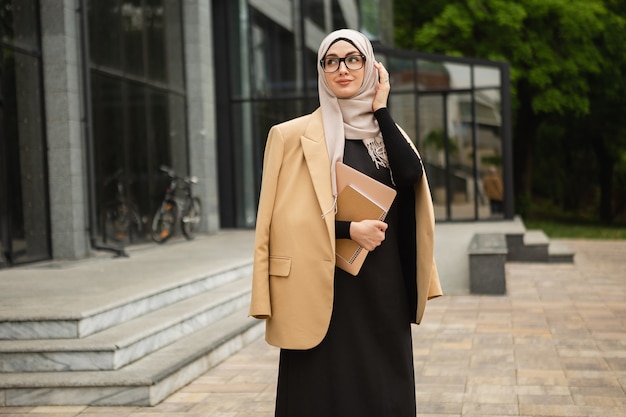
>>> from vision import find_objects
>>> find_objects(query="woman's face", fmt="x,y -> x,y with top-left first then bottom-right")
322,41 -> 365,99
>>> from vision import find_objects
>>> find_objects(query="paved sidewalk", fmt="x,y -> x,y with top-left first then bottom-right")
1,239 -> 625,416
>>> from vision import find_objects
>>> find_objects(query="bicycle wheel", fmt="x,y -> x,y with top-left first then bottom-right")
152,200 -> 178,243
125,203 -> 145,243
181,197 -> 202,240
101,202 -> 133,244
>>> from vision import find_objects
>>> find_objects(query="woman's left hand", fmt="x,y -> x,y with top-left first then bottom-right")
372,61 -> 390,112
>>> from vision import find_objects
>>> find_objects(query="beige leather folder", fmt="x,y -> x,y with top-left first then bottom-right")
335,161 -> 397,275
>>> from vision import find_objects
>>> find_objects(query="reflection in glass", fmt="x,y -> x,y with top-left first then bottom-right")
230,102 -> 255,227
216,1 -> 509,224
418,95 -> 446,221
123,0 -> 145,76
92,74 -> 125,221
127,82 -> 149,214
250,7 -> 297,97
146,0 -> 165,82
303,0 -> 325,28
166,94 -> 188,176
388,56 -> 414,91
447,93 -> 475,221
230,98 -> 319,228
0,0 -> 38,48
444,63 -> 471,89
474,66 -> 500,88
475,89 -> 503,219
88,0 -> 122,69
88,0 -> 186,241
163,0 -> 184,89
417,60 -> 450,91
389,93 -> 416,141
1,48 -> 50,263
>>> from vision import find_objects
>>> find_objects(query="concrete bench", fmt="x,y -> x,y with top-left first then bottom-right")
468,233 -> 508,295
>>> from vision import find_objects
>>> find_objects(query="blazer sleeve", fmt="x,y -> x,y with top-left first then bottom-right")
249,125 -> 285,319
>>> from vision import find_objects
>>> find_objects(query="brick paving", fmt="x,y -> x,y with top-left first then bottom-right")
1,239 -> 625,416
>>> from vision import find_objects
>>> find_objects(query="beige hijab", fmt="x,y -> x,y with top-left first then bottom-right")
317,29 -> 389,197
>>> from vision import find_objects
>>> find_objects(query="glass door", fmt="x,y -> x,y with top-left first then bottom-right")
0,0 -> 51,266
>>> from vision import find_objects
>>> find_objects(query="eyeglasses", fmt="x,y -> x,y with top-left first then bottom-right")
320,54 -> 366,73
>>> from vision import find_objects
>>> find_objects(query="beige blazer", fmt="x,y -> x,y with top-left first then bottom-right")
249,108 -> 442,350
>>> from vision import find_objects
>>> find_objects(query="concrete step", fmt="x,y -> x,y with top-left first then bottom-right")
548,241 -> 575,263
506,230 -> 550,262
0,307 -> 264,406
0,276 -> 252,372
0,261 -> 252,340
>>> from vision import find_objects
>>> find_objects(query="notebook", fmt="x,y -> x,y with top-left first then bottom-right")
335,162 -> 397,275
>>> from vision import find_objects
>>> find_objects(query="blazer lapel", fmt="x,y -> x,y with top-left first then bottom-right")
300,108 -> 335,249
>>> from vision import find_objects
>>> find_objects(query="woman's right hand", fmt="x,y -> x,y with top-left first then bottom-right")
349,220 -> 388,251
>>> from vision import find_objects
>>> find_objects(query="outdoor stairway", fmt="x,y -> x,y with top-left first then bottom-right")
469,229 -> 575,295
0,231 -> 262,406
506,230 -> 575,263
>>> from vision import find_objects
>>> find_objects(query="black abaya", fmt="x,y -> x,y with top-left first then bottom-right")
275,138 -> 417,417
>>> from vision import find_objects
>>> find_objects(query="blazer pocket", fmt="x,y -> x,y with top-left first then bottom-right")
269,256 -> 292,277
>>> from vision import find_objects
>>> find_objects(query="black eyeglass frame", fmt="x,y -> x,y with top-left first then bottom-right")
319,54 -> 367,73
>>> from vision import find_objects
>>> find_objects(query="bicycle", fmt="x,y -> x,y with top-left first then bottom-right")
100,169 -> 145,245
151,165 -> 202,243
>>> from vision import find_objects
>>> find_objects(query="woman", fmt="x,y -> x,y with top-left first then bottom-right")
249,29 -> 442,416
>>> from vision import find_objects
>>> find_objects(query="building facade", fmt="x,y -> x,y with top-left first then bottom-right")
0,0 -> 512,268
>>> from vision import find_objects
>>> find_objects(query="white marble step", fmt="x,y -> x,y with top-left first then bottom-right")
0,261 -> 252,340
0,276 -> 252,372
0,307 -> 264,406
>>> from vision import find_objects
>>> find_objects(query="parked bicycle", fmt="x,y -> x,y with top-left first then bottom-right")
100,169 -> 145,245
152,165 -> 202,243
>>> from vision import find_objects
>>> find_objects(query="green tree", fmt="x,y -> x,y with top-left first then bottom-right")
584,1 -> 626,223
395,0 -> 626,222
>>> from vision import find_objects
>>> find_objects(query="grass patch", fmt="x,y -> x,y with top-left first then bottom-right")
524,218 -> 626,240
523,197 -> 626,239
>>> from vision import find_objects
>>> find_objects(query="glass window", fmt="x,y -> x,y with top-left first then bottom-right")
163,0 -> 184,89
389,92 -> 417,141
230,101 -> 256,227
88,0 -> 122,69
146,0 -> 165,82
303,0 -> 326,29
228,0 -> 249,99
91,74 -> 125,208
228,97 -> 319,227
445,62 -> 471,90
304,48 -> 319,96
216,0 -> 511,225
0,0 -> 38,49
300,0 -> 353,32
475,89 -> 504,219
388,56 -> 414,92
331,0 -> 349,30
418,94 -> 446,221
0,46 -> 50,264
359,0 -> 379,36
474,65 -> 501,88
89,0 -> 186,242
417,59 -> 450,91
447,92 -> 475,221
126,82 -> 150,212
250,7 -> 297,98
122,0 -> 145,76
164,94 -> 188,175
